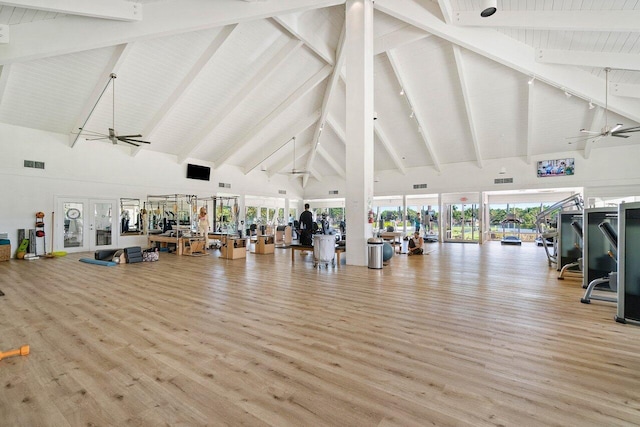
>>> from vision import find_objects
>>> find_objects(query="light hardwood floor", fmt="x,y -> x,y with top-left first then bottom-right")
1,242 -> 640,426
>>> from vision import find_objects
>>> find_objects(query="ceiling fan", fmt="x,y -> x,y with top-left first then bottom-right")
283,136 -> 310,176
567,68 -> 640,144
78,73 -> 151,148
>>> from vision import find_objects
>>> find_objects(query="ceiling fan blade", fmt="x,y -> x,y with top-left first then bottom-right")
610,124 -> 624,133
612,134 -> 630,138
121,140 -> 140,147
86,137 -> 109,141
117,134 -> 143,138
579,129 -> 601,135
566,135 -> 595,140
614,126 -> 640,134
80,130 -> 108,137
119,137 -> 151,144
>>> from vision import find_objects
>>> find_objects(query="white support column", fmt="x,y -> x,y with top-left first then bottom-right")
238,195 -> 246,235
345,0 -> 375,267
284,198 -> 291,224
526,78 -> 535,165
402,194 -> 408,236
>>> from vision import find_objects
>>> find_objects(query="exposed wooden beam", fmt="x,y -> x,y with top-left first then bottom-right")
453,10 -> 640,32
0,64 -> 11,105
387,49 -> 441,172
302,23 -> 346,188
244,109 -> 321,174
437,0 -> 453,24
212,63 -> 332,167
131,24 -> 237,157
326,114 -> 345,144
374,0 -> 640,124
374,25 -> 430,56
536,49 -> 640,72
612,83 -> 640,100
374,122 -> 406,175
0,0 -> 344,64
69,43 -> 133,148
0,0 -> 141,21
452,45 -> 482,168
317,145 -> 346,178
177,38 -> 303,164
272,15 -> 334,64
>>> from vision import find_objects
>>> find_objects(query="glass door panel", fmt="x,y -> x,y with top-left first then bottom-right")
62,201 -> 86,251
444,203 -> 479,243
91,200 -> 116,250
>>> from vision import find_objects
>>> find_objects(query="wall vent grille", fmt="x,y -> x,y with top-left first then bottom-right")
494,178 -> 513,184
413,183 -> 427,189
218,182 -> 231,188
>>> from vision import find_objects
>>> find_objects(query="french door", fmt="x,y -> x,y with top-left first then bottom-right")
55,197 -> 118,253
444,203 -> 480,243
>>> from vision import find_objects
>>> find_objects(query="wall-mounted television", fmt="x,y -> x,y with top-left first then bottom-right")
187,163 -> 211,181
537,158 -> 574,178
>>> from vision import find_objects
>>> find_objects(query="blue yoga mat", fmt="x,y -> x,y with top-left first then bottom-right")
79,258 -> 117,267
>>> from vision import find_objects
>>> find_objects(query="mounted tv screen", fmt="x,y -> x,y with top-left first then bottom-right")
537,158 -> 574,178
187,163 -> 211,181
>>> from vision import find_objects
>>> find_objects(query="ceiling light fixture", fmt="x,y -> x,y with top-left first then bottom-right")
589,100 -> 595,109
528,76 -> 535,85
565,91 -> 572,98
400,89 -> 405,96
480,0 -> 497,17
409,111 -> 414,118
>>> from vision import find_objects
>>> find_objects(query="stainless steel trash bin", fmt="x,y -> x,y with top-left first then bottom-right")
368,237 -> 383,269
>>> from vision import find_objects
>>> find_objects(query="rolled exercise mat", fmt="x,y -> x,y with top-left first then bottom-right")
79,258 -> 117,267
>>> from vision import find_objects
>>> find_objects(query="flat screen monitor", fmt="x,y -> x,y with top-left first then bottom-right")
187,163 -> 210,181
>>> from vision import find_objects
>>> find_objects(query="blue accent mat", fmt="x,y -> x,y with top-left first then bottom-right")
79,258 -> 117,267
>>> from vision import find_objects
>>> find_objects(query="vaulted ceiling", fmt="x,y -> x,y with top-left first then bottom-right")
0,0 -> 639,188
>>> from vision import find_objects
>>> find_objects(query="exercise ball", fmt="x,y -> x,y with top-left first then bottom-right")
382,242 -> 394,262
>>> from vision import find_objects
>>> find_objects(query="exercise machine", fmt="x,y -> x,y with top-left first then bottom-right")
616,202 -> 640,325
535,194 -> 583,268
500,214 -> 522,245
557,220 -> 583,280
581,208 -> 618,304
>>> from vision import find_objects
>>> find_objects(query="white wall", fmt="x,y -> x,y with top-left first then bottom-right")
304,145 -> 640,199
0,123 -> 303,254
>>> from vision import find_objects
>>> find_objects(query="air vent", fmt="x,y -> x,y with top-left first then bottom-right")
24,160 -> 45,169
329,190 -> 339,195
278,190 -> 286,195
413,184 -> 427,189
494,178 -> 513,184
218,182 -> 231,189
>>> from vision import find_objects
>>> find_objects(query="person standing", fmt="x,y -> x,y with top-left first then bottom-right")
198,207 -> 210,248
299,203 -> 313,245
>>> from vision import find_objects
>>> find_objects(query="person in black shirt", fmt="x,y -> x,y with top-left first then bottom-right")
299,203 -> 313,245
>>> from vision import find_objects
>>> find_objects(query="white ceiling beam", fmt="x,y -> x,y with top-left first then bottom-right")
437,0 -> 453,24
536,49 -> 640,72
0,0 -> 141,21
302,23 -> 346,188
0,64 -> 11,106
131,24 -> 237,157
374,122 -> 406,175
0,25 -> 8,44
244,109 -> 321,174
387,49 -> 441,172
272,15 -> 334,65
317,145 -> 346,178
177,38 -> 304,164
0,0 -> 344,65
526,79 -> 535,165
308,166 -> 322,182
612,83 -> 640,100
374,25 -> 430,56
452,45 -> 482,169
213,63 -> 332,166
583,106 -> 605,160
326,114 -> 345,144
69,43 -> 133,148
374,0 -> 640,124
453,10 -> 640,32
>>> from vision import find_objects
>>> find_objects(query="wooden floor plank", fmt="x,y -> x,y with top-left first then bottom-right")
1,242 -> 640,426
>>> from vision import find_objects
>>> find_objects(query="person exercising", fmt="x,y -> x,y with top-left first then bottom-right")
299,203 -> 313,245
408,231 -> 423,256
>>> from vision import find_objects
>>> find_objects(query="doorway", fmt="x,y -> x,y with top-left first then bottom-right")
55,197 -> 118,253
444,203 -> 479,243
